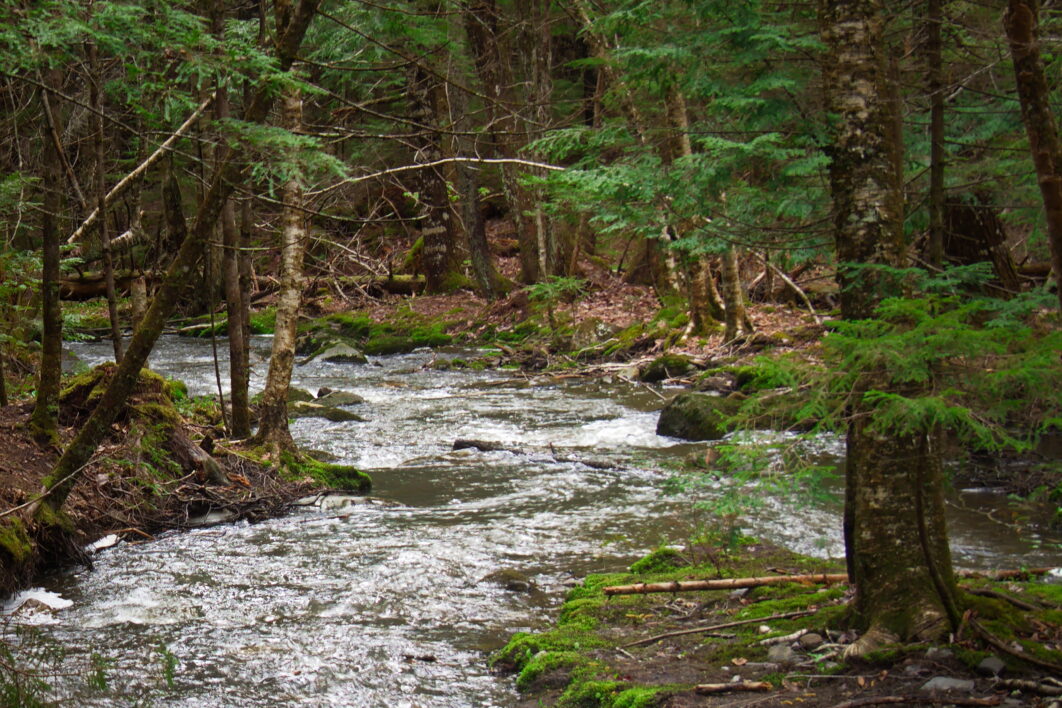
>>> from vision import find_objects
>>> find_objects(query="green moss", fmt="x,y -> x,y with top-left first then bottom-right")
363,335 -> 416,356
249,307 -> 277,334
517,651 -> 588,691
558,678 -> 624,706
629,547 -> 686,574
612,686 -> 667,708
33,501 -> 75,533
277,452 -> 371,492
0,518 -> 33,563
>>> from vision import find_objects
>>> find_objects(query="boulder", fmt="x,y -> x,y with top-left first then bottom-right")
317,342 -> 368,365
656,392 -> 740,441
287,387 -> 314,403
290,401 -> 366,422
640,354 -> 694,383
570,317 -> 619,351
316,390 -> 365,407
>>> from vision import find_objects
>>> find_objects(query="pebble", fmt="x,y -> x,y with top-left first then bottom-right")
758,625 -> 772,634
798,632 -> 824,650
920,676 -> 975,692
904,663 -> 927,676
977,655 -> 1005,676
925,647 -> 954,661
766,644 -> 797,665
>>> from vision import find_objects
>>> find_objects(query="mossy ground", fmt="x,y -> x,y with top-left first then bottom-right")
496,542 -> 1062,707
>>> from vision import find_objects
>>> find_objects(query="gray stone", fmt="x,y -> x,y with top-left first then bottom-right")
920,676 -> 975,693
798,632 -> 824,650
656,392 -> 740,441
316,390 -> 365,407
317,343 -> 368,365
925,647 -> 954,661
977,655 -> 1005,676
766,644 -> 797,665
289,401 -> 366,422
482,569 -> 536,593
571,318 -> 618,350
904,663 -> 927,676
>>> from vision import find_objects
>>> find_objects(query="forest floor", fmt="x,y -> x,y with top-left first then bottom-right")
494,542 -> 1062,708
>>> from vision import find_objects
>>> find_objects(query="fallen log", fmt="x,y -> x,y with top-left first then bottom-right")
695,681 -> 771,694
603,574 -> 848,596
603,567 -> 1058,596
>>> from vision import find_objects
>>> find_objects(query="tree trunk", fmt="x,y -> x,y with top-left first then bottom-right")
820,0 -> 956,653
213,44 -> 251,438
33,0 -> 321,521
30,73 -> 64,447
927,0 -> 945,268
406,62 -> 459,293
721,246 -> 752,341
1004,0 -> 1062,311
463,0 -> 542,283
88,39 -> 124,363
254,84 -> 305,454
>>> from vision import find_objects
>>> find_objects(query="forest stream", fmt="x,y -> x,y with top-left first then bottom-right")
6,335 -> 1060,707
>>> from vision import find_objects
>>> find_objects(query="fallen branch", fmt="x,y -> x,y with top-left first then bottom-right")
970,618 -> 1062,673
622,610 -> 815,648
753,253 -> 822,325
828,696 -> 1001,708
759,628 -> 808,646
995,678 -> 1062,697
66,94 -> 215,245
603,568 -> 1058,597
603,573 -> 848,596
965,587 -> 1042,611
695,681 -> 771,694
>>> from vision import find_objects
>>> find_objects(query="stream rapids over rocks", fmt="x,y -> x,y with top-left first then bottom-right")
4,335 -> 1059,706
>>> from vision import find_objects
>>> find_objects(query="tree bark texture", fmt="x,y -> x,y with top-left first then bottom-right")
254,84 -> 305,453
820,0 -> 955,650
463,0 -> 542,283
30,74 -> 64,447
36,0 -> 321,519
215,77 -> 251,438
406,63 -> 459,293
926,0 -> 946,268
88,40 -> 124,363
1004,0 -> 1062,311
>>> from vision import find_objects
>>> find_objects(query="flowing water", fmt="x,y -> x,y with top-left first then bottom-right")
6,335 -> 1060,706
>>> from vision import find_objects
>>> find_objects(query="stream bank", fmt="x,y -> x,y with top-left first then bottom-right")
495,542 -> 1062,707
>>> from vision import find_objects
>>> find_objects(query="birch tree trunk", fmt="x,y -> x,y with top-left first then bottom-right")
820,0 -> 956,654
253,84 -> 305,454
1005,0 -> 1062,311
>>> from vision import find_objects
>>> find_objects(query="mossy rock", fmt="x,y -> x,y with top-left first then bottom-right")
629,547 -> 686,574
363,335 -> 417,356
315,390 -> 365,407
656,392 -> 740,441
289,401 -> 366,422
308,463 -> 372,492
639,354 -> 694,383
317,342 -> 368,365
287,387 -> 314,404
